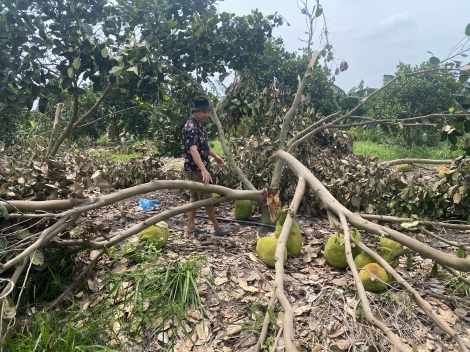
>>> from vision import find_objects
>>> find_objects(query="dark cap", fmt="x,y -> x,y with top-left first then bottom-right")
191,96 -> 212,112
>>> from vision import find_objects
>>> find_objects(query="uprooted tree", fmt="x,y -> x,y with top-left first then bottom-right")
1,0 -> 470,350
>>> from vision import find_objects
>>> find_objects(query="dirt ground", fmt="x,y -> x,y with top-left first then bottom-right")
78,176 -> 470,352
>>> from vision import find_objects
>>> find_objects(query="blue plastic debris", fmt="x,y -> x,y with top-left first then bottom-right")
138,198 -> 162,211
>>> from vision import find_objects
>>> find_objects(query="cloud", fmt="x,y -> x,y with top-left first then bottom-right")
377,12 -> 414,29
357,12 -> 416,40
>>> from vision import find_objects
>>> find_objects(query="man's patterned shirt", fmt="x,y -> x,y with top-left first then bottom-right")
182,117 -> 210,172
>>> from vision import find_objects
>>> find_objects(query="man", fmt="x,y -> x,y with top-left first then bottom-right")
182,96 -> 231,236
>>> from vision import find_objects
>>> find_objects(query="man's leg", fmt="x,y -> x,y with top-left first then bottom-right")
204,205 -> 221,232
186,197 -> 198,233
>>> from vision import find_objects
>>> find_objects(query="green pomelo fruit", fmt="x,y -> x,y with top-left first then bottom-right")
324,232 -> 362,269
380,237 -> 402,251
354,252 -> 376,269
234,200 -> 252,220
138,221 -> 169,249
256,236 -> 287,268
359,263 -> 391,292
376,246 -> 399,269
274,220 -> 302,256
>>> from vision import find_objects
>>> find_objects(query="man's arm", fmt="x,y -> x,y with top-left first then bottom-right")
209,149 -> 225,166
189,145 -> 212,184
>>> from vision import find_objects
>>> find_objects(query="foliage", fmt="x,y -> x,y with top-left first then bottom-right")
222,38 -> 339,139
93,253 -> 214,349
0,0 -> 282,153
148,81 -> 220,157
215,133 -> 470,221
367,62 -> 461,118
6,309 -> 115,351
0,109 -> 39,146
333,79 -> 376,113
213,130 -> 353,208
364,61 -> 462,146
13,251 -> 76,308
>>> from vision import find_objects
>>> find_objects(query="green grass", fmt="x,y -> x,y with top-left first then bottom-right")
209,140 -> 224,156
6,309 -> 115,352
354,141 -> 462,162
100,151 -> 144,162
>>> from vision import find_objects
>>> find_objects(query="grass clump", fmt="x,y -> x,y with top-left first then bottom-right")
91,253 -> 215,349
6,308 -> 115,352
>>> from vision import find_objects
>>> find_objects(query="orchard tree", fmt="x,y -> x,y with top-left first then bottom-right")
223,38 -> 340,139
0,0 -> 282,155
364,61 -> 462,146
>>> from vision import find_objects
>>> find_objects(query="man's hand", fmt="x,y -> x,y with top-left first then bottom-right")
214,154 -> 225,166
201,168 -> 213,184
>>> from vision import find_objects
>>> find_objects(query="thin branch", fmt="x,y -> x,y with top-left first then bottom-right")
340,214 -> 408,352
419,226 -> 470,251
274,177 -> 306,352
360,214 -> 470,232
75,106 -> 140,130
254,286 -> 278,352
71,85 -> 113,132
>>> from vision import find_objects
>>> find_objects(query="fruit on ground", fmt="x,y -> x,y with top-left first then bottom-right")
234,200 -> 252,220
274,220 -> 302,256
354,252 -> 376,269
324,232 -> 362,269
376,246 -> 399,268
138,221 -> 169,249
256,236 -> 287,268
359,263 -> 391,292
380,237 -> 403,251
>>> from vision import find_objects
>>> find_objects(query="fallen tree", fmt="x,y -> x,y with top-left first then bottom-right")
1,152 -> 470,350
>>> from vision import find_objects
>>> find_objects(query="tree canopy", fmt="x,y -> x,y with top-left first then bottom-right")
0,0 -> 282,153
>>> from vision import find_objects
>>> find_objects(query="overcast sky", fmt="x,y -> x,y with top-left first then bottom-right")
216,0 -> 470,91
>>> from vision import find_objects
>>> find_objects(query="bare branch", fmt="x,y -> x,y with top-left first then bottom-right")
341,214 -> 408,351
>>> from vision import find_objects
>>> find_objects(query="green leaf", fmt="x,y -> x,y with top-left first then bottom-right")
0,205 -> 9,219
73,57 -> 81,70
315,6 -> 323,17
457,248 -> 467,258
30,249 -> 45,265
431,263 -> 438,277
406,254 -> 413,269
448,133 -> 458,145
101,48 -> 108,58
429,57 -> 440,65
127,66 -> 139,76
400,220 -> 419,229
1,297 -> 16,319
109,66 -> 123,76
67,67 -> 74,79
67,87 -> 86,95
459,72 -> 469,83
465,23 -> 470,36
168,20 -> 178,28
45,85 -> 62,94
